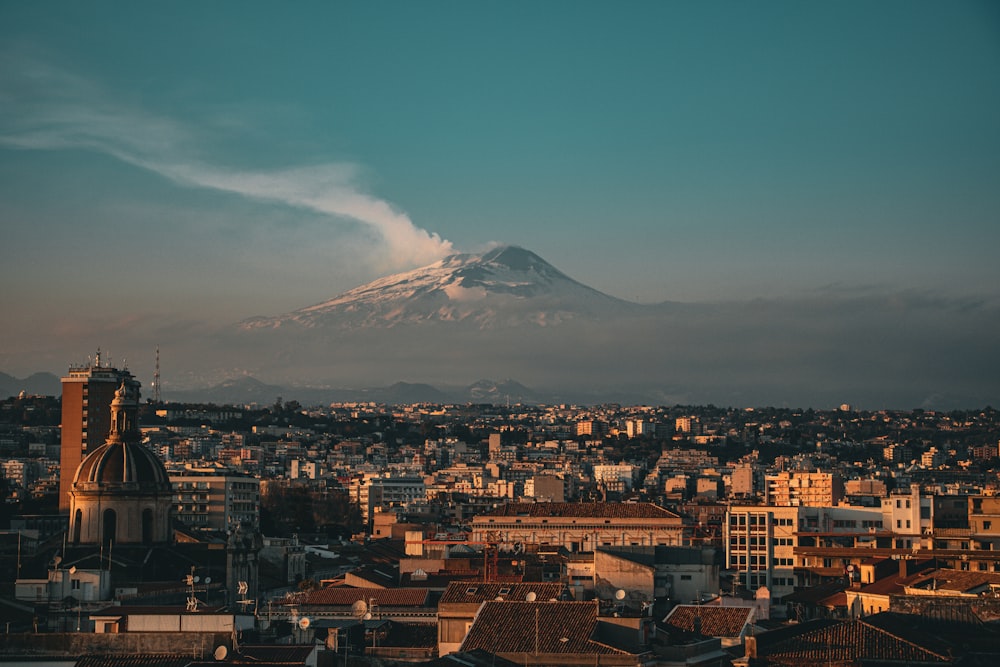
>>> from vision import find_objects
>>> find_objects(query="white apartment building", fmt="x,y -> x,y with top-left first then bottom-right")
593,464 -> 636,493
726,505 -> 885,603
2,459 -> 37,489
350,474 -> 427,528
625,420 -> 654,438
290,459 -> 320,480
881,484 -> 933,548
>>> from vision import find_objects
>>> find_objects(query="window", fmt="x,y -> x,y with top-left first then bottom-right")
680,575 -> 692,581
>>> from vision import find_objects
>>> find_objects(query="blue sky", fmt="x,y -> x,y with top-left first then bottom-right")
1,2 -> 999,390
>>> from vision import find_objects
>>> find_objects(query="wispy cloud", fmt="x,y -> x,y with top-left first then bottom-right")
0,52 -> 453,269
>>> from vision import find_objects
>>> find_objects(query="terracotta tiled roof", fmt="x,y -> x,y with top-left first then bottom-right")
761,618 -> 952,665
663,605 -> 754,638
782,580 -> 846,605
482,502 -> 680,519
298,586 -> 430,607
904,568 -> 1000,594
460,601 -> 628,656
439,581 -> 566,604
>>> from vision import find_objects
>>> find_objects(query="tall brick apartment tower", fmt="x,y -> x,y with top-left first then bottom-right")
58,350 -> 139,512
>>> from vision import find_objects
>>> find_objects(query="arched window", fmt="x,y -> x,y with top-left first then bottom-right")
73,509 -> 82,544
102,508 -> 117,547
142,508 -> 154,545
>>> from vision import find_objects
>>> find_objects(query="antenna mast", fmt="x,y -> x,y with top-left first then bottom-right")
153,346 -> 161,403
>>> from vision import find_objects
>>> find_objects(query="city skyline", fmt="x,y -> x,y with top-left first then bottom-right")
1,2 -> 998,406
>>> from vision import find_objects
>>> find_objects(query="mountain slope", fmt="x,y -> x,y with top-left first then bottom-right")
240,245 -> 645,331
0,372 -> 61,398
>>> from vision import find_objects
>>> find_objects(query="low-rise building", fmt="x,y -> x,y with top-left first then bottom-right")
471,502 -> 687,552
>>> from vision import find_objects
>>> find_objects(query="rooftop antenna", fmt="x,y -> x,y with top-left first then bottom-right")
153,346 -> 161,403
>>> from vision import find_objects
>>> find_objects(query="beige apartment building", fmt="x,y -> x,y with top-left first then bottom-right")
764,470 -> 843,507
169,463 -> 260,532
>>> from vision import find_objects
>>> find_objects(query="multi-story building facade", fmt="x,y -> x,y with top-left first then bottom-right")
58,352 -> 136,511
593,464 -> 636,494
764,470 -> 843,507
880,484 -> 933,548
726,504 -> 885,604
575,420 -> 607,437
168,463 -> 260,532
351,474 -> 428,529
625,420 -> 654,438
970,495 -> 1000,550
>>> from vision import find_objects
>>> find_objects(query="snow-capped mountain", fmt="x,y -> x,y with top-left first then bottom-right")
240,245 -> 644,331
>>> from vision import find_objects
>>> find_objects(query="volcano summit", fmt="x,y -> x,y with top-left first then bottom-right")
240,245 -> 645,331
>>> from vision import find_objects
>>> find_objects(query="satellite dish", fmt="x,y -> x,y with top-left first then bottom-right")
213,646 -> 228,661
53,556 -> 62,567
525,592 -> 537,602
615,589 -> 626,601
204,577 -> 212,584
193,576 -> 200,583
298,616 -> 311,630
363,612 -> 372,620
352,600 -> 369,618
69,566 -> 77,574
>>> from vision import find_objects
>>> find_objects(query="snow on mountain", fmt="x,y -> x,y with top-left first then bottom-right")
240,245 -> 643,331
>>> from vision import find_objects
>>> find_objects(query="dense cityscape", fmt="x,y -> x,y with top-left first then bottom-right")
0,358 -> 998,666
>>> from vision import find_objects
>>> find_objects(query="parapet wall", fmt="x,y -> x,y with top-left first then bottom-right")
0,631 -> 232,658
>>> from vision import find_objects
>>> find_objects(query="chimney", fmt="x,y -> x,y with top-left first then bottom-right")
898,557 -> 909,579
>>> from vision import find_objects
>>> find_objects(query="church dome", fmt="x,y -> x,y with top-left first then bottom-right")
73,440 -> 171,490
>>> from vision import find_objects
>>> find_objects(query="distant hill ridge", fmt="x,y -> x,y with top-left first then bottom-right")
0,371 -> 60,398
